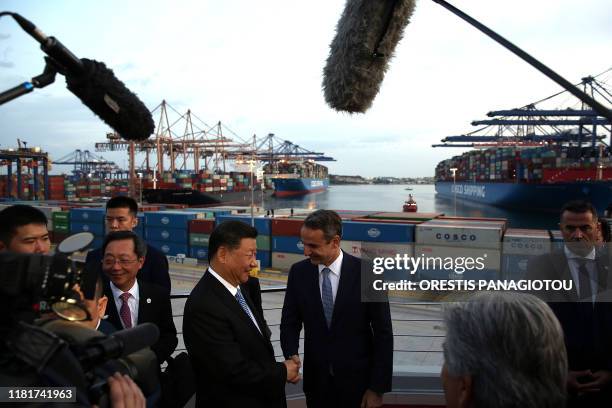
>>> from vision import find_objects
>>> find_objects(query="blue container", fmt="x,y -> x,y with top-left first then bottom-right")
70,207 -> 105,223
272,236 -> 304,254
502,254 -> 535,280
342,221 -> 415,242
149,240 -> 189,256
145,226 -> 188,244
89,236 -> 104,250
215,214 -> 271,236
71,221 -> 104,236
257,251 -> 271,268
145,211 -> 199,228
190,246 -> 209,260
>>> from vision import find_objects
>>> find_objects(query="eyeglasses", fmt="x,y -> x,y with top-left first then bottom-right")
102,257 -> 139,267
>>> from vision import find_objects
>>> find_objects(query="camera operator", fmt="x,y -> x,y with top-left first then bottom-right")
0,205 -> 149,407
0,204 -> 51,255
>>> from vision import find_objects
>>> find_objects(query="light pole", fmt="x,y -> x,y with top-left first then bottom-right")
450,167 -> 458,216
137,172 -> 143,205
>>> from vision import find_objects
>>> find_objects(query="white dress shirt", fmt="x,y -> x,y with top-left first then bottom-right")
207,267 -> 261,332
318,250 -> 343,303
110,280 -> 140,329
564,245 -> 597,302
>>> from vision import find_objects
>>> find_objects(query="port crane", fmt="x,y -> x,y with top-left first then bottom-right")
53,149 -> 119,177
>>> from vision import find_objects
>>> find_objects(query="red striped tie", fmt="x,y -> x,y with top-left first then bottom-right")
120,292 -> 132,328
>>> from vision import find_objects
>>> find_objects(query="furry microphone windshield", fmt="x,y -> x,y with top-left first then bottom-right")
66,59 -> 155,141
323,0 -> 416,113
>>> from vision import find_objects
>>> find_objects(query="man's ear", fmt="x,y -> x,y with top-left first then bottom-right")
458,374 -> 473,408
132,215 -> 138,229
217,246 -> 228,264
98,296 -> 109,318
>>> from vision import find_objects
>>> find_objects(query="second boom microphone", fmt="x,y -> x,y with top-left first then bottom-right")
323,0 -> 416,114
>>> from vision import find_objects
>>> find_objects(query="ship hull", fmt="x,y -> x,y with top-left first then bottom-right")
435,181 -> 612,213
273,178 -> 329,197
143,188 -> 266,206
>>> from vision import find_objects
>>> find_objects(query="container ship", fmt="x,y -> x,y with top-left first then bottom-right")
266,160 -> 330,197
434,76 -> 612,213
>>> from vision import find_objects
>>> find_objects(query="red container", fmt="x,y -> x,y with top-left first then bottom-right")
271,218 -> 304,237
189,219 -> 215,234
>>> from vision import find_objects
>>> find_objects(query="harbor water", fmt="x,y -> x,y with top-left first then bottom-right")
263,184 -> 560,229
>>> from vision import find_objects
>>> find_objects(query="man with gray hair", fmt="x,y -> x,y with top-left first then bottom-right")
441,292 -> 567,408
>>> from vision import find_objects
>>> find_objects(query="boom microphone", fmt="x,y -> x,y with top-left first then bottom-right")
10,13 -> 154,141
323,0 -> 416,113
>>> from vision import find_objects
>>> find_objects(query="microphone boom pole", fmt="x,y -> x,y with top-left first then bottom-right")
430,0 -> 612,123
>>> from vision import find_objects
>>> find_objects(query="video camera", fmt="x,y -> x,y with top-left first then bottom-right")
0,232 -> 159,407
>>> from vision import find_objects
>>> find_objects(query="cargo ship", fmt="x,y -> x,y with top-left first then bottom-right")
267,161 -> 330,197
434,76 -> 612,213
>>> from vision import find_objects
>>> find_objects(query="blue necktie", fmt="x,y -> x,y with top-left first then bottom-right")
321,267 -> 334,327
235,288 -> 261,334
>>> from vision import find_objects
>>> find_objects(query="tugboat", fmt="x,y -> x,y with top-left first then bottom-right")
403,194 -> 418,212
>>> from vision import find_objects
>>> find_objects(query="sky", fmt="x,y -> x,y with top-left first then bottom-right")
0,0 -> 610,177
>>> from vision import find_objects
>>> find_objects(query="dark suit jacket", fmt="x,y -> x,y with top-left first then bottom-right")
87,244 -> 171,292
280,251 -> 393,403
183,271 -> 287,408
242,276 -> 263,317
104,279 -> 178,365
527,250 -> 612,371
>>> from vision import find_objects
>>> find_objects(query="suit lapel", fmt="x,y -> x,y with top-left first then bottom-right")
331,251 -> 358,328
551,252 -> 580,301
137,281 -> 151,324
241,288 -> 272,340
103,281 -> 121,327
205,271 -> 269,344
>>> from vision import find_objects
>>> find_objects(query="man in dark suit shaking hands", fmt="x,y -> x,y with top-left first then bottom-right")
281,210 -> 393,408
183,221 -> 300,408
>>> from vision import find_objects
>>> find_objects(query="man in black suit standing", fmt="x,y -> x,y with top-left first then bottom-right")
86,196 -> 171,292
183,221 -> 300,408
528,200 -> 612,408
102,230 -> 178,365
280,210 -> 393,408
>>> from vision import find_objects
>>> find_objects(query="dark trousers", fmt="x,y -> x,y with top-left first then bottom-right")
305,375 -> 364,408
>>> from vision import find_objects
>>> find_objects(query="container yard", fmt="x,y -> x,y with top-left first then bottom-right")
2,199 -> 601,292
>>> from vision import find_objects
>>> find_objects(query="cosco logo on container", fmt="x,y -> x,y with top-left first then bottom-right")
161,230 -> 170,239
161,217 -> 170,225
82,225 -> 90,231
436,233 -> 476,241
368,228 -> 381,238
297,241 -> 304,250
162,245 -> 170,253
197,249 -> 207,257
82,213 -> 89,219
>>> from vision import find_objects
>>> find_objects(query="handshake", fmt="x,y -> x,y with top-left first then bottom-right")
283,354 -> 302,384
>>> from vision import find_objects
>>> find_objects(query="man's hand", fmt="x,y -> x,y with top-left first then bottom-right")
93,373 -> 145,408
360,389 -> 383,408
567,370 -> 593,393
290,354 -> 301,368
284,358 -> 301,384
577,369 -> 612,394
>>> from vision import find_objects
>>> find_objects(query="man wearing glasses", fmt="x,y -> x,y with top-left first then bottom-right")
86,196 -> 171,292
101,230 -> 177,365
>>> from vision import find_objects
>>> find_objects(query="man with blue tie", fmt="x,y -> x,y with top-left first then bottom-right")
528,200 -> 612,408
281,210 -> 393,408
183,220 -> 300,408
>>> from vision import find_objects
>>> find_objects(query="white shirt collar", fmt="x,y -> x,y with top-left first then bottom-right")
318,250 -> 343,276
207,266 -> 238,296
110,279 -> 140,301
564,245 -> 596,261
